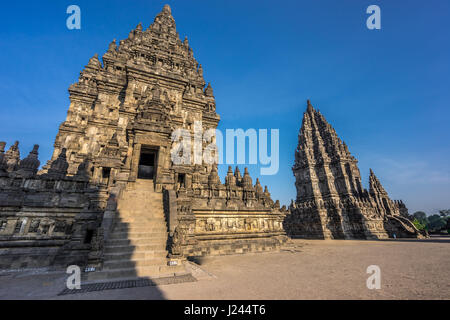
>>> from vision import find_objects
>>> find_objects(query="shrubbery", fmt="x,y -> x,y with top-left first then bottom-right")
412,210 -> 450,234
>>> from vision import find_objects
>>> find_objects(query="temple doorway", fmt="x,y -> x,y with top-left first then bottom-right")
138,147 -> 157,180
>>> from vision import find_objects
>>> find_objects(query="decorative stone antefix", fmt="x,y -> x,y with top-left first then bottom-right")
0,141 -> 7,176
74,157 -> 93,181
4,141 -> 20,173
45,148 -> 69,179
284,100 -> 425,239
15,145 -> 40,178
225,166 -> 236,187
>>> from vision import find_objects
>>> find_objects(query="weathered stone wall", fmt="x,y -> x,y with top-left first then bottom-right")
0,144 -> 108,270
285,203 -> 390,240
167,166 -> 288,257
173,210 -> 286,257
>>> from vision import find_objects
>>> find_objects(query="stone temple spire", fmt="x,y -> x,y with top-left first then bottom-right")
4,141 -> 20,172
149,4 -> 177,36
288,100 -> 384,239
369,169 -> 388,197
293,100 -> 363,202
47,3 -> 215,176
368,168 -> 397,216
286,99 -> 422,240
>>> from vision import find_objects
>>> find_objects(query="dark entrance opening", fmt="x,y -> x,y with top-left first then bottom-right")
138,148 -> 157,179
84,229 -> 94,244
102,167 -> 111,185
178,173 -> 186,189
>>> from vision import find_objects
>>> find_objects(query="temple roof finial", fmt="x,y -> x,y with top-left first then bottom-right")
306,99 -> 314,112
205,82 -> 214,97
163,4 -> 172,14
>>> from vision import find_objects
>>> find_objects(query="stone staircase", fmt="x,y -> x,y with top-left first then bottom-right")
84,179 -> 187,282
388,215 -> 427,238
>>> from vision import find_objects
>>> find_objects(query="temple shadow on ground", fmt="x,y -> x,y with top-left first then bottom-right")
74,177 -> 195,299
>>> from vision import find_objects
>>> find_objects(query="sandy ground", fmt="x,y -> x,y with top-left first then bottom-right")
0,237 -> 449,300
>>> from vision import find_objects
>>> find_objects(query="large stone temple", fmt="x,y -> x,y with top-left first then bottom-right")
0,5 -> 422,279
284,101 -> 425,239
0,5 -> 287,279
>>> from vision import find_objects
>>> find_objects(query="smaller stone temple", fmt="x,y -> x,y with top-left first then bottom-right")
284,100 -> 425,239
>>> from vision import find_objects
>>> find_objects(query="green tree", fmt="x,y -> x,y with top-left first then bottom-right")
440,210 -> 450,234
412,211 -> 428,226
412,218 -> 426,231
427,214 -> 446,232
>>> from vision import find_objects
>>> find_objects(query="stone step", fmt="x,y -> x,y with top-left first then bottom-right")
106,238 -> 168,246
115,218 -> 166,224
84,264 -> 187,282
108,231 -> 168,240
118,198 -> 162,203
116,220 -> 166,225
121,191 -> 159,195
118,212 -> 164,216
105,244 -> 167,254
116,216 -> 165,219
119,200 -> 162,204
114,220 -> 167,226
130,181 -> 156,186
86,179 -> 177,283
103,258 -> 168,270
104,251 -> 168,261
119,189 -> 161,195
118,201 -> 162,206
116,214 -> 165,218
117,209 -> 164,215
118,203 -> 163,209
113,226 -> 168,233
112,229 -> 167,235
120,190 -> 161,195
126,185 -> 158,189
119,198 -> 162,203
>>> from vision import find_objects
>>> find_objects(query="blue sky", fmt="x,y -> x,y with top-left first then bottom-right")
0,1 -> 449,214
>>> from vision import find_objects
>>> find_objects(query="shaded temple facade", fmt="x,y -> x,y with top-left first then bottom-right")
284,101 -> 425,239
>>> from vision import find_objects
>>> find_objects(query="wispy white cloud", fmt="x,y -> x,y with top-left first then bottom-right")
370,156 -> 450,185
361,155 -> 450,213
